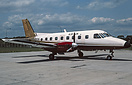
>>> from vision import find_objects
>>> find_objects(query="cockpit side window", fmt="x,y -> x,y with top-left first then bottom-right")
94,34 -> 101,38
94,33 -> 111,39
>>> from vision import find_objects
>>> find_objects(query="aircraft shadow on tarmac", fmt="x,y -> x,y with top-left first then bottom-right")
15,54 -> 132,64
12,55 -> 48,58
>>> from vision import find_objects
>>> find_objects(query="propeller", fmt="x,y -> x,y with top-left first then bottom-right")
73,32 -> 75,43
67,32 -> 78,52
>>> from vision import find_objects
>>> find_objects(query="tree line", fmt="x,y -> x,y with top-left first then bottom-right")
0,39 -> 30,48
117,35 -> 132,44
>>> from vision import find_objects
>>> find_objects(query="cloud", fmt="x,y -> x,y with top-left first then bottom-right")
36,13 -> 83,26
89,17 -> 114,24
2,14 -> 116,32
3,22 -> 13,28
40,0 -> 68,7
2,13 -> 132,37
0,0 -> 68,13
3,13 -> 127,30
116,18 -> 132,25
2,14 -> 36,29
0,0 -> 35,7
2,13 -> 83,31
77,0 -> 127,10
0,0 -> 35,12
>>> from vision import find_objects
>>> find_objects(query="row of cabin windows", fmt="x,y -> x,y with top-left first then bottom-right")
43,35 -> 89,41
42,33 -> 110,41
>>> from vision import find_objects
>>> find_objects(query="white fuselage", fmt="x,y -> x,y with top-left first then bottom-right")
2,30 -> 128,52
35,30 -> 126,48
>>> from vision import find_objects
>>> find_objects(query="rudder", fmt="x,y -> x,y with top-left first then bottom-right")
22,19 -> 35,38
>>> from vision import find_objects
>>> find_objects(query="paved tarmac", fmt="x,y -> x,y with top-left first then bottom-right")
0,50 -> 132,85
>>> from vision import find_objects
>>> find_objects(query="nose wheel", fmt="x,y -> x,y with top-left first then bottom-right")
106,50 -> 114,60
106,55 -> 113,60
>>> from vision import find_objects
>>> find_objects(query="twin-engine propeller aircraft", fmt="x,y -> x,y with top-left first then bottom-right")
2,19 -> 131,60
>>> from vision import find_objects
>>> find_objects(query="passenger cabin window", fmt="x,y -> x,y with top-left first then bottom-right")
45,37 -> 48,41
50,37 -> 52,41
78,35 -> 81,39
94,34 -> 101,38
41,38 -> 43,41
66,36 -> 69,40
55,37 -> 58,40
61,36 -> 64,40
85,35 -> 89,39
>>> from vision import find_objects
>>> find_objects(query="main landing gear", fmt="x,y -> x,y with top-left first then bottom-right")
106,50 -> 114,60
49,54 -> 54,60
49,50 -> 114,60
49,53 -> 57,60
77,50 -> 84,58
49,50 -> 84,60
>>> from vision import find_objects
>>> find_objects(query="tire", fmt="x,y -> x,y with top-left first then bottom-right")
106,55 -> 112,60
49,54 -> 54,60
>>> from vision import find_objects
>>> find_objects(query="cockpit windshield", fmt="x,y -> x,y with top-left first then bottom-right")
103,33 -> 111,37
94,33 -> 111,39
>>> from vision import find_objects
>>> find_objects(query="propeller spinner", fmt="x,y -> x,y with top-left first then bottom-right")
67,32 -> 78,52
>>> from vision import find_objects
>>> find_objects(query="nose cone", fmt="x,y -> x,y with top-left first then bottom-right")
124,41 -> 131,48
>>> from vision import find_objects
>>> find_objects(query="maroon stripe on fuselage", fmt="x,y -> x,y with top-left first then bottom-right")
56,42 -> 72,45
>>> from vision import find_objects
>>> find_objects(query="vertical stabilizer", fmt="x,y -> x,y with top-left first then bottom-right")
22,19 -> 35,38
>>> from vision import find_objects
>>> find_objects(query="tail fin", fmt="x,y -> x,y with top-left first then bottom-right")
22,19 -> 35,38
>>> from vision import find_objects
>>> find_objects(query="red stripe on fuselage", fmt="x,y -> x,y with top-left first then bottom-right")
56,42 -> 72,45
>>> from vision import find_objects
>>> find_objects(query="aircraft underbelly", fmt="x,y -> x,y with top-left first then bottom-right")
78,45 -> 124,51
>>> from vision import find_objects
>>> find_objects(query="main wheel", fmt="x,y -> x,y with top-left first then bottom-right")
49,54 -> 54,60
78,52 -> 83,58
106,55 -> 112,60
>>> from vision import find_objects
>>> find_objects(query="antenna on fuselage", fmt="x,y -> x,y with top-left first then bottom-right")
64,29 -> 67,33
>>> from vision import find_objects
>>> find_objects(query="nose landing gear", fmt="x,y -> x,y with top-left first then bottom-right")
106,50 -> 114,60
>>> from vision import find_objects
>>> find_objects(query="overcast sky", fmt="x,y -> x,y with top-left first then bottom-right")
0,0 -> 132,38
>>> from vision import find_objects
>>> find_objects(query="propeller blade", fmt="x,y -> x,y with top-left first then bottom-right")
67,47 -> 72,52
67,32 -> 78,52
73,32 -> 75,43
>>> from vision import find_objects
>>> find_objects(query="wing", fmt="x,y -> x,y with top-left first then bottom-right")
2,38 -> 56,48
2,38 -> 78,53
